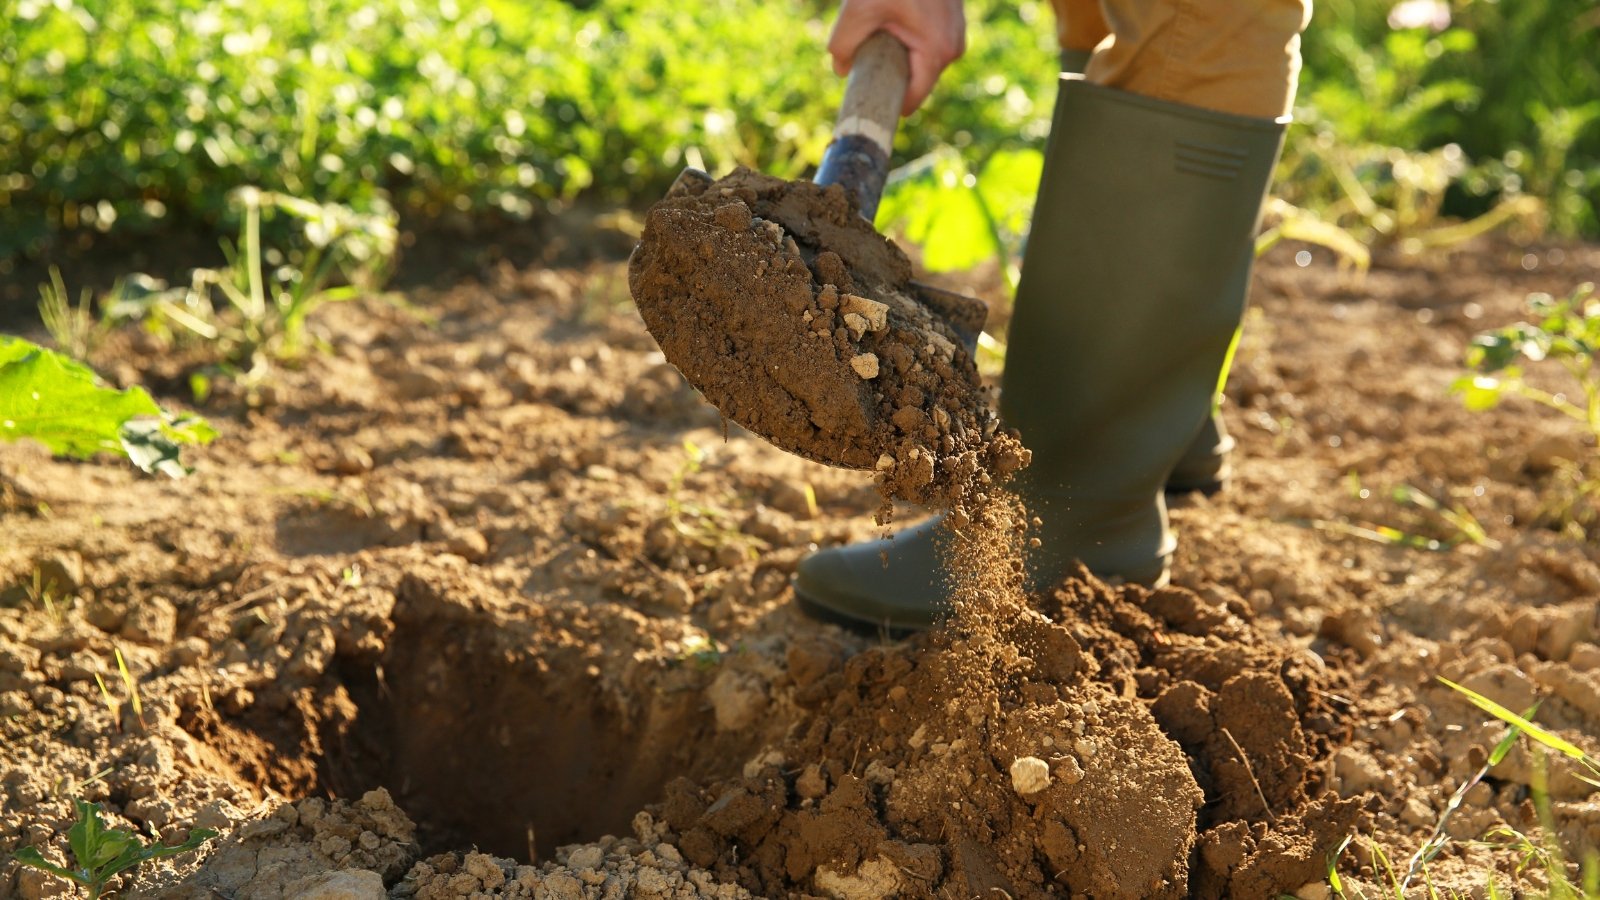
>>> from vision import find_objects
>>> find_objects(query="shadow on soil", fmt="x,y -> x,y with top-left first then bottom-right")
307,575 -> 760,862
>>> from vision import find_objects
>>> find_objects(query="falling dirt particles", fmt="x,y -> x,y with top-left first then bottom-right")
4,236 -> 1600,899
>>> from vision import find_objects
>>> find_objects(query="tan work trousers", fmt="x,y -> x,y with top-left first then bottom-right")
1050,0 -> 1312,120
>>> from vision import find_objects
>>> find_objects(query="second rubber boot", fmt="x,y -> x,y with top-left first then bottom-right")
794,81 -> 1285,632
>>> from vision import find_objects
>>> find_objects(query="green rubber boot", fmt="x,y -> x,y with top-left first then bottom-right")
1164,411 -> 1234,494
1062,48 -> 1242,497
794,80 -> 1285,632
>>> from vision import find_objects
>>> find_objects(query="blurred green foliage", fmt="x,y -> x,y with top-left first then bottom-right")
0,0 -> 1595,264
1296,0 -> 1600,236
0,0 -> 1055,261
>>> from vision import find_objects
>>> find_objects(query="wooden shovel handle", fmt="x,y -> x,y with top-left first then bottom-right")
814,31 -> 910,222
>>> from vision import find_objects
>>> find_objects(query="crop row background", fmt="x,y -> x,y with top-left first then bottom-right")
2,0 -> 1597,263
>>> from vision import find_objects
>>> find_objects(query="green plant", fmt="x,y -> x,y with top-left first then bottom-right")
4,0 -> 1597,268
1277,18 -> 1556,253
1297,0 -> 1600,238
1255,197 -> 1372,272
876,146 -> 1043,293
115,188 -> 397,373
662,440 -> 763,559
1402,702 -> 1529,890
1389,483 -> 1500,550
1303,516 -> 1449,552
1275,129 -> 1545,257
38,267 -> 111,363
1453,283 -> 1600,534
1478,824 -> 1600,900
0,336 -> 215,477
12,800 -> 217,899
1324,675 -> 1600,890
1440,678 -> 1600,791
0,0 -> 1070,262
1441,677 -> 1600,898
90,648 -> 147,733
115,646 -> 145,731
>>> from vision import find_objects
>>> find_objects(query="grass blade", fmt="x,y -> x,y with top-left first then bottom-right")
1438,677 -> 1587,759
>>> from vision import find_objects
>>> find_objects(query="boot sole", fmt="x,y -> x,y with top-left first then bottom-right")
792,589 -> 929,640
1164,477 -> 1226,497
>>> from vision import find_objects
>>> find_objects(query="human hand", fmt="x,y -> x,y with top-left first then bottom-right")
828,0 -> 966,116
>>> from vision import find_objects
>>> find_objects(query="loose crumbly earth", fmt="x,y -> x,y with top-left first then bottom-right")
628,168 -> 1027,519
2,231 -> 1600,899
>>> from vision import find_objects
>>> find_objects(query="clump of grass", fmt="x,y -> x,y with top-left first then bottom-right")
1453,282 -> 1600,537
89,647 -> 146,734
1389,483 -> 1501,550
1439,678 -> 1600,790
1324,680 -> 1599,899
112,188 -> 397,383
1305,473 -> 1493,552
1438,677 -> 1598,898
38,267 -> 112,363
1401,700 -> 1531,890
661,440 -> 763,561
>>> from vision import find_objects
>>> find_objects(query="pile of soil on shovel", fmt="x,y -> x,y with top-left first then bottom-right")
628,167 -> 1027,521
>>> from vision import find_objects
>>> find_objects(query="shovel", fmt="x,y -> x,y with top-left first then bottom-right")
811,32 -> 989,347
629,32 -> 1002,492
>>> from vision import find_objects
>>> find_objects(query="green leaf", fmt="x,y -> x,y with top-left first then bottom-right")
0,337 -> 214,476
11,846 -> 85,884
1451,374 -> 1504,411
142,828 -> 218,860
973,147 -> 1043,240
121,416 -> 216,479
878,150 -> 1002,274
1488,708 -> 1530,766
0,337 -> 161,458
67,800 -> 109,871
89,829 -> 138,869
1468,329 -> 1534,371
1326,832 -> 1354,893
1438,677 -> 1590,759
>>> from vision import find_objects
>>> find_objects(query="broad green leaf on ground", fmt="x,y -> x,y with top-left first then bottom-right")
0,336 -> 213,476
0,336 -> 159,457
121,417 -> 219,479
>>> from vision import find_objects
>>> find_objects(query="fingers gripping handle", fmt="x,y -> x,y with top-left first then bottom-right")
814,31 -> 909,222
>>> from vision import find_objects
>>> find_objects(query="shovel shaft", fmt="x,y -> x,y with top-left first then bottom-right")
814,31 -> 909,222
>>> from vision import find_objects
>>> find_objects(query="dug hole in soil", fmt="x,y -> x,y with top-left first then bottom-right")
4,222 -> 1600,898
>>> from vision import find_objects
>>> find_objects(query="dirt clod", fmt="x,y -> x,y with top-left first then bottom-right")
1008,756 -> 1052,795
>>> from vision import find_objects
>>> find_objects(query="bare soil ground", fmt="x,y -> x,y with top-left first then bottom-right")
2,231 -> 1599,899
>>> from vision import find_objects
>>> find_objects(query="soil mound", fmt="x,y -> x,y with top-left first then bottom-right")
628,168 -> 1027,516
648,556 -> 1356,898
